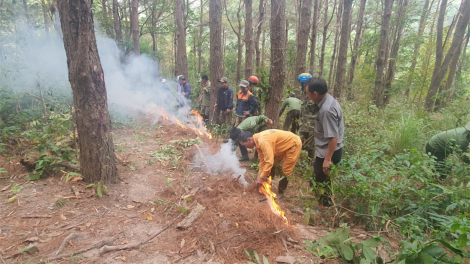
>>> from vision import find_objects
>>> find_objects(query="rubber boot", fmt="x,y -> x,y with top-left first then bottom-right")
277,176 -> 289,198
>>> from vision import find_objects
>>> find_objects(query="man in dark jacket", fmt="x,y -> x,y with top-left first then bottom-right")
214,77 -> 234,126
235,80 -> 258,127
178,75 -> 191,107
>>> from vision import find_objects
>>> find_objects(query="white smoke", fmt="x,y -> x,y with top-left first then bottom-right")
197,141 -> 248,187
0,20 -> 191,124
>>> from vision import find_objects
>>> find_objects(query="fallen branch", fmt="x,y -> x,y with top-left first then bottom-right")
99,213 -> 183,256
55,233 -> 80,256
47,237 -> 115,261
21,215 -> 52,218
195,144 -> 212,174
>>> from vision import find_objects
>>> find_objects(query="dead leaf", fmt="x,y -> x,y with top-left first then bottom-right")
86,223 -> 92,227
39,238 -> 51,243
5,195 -> 17,203
121,256 -> 126,261
1,184 -> 11,192
143,212 -> 152,221
229,222 -> 239,228
180,239 -> 185,248
25,237 -> 40,242
60,214 -> 67,220
126,205 -> 135,209
202,177 -> 207,180
71,177 -> 83,182
150,207 -> 155,213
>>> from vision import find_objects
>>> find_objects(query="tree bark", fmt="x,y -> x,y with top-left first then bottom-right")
295,0 -> 312,77
198,0 -> 204,73
255,0 -> 265,70
309,0 -> 319,75
383,0 -> 409,104
266,0 -> 286,127
319,0 -> 335,77
57,0 -> 117,184
176,0 -> 189,79
131,0 -> 140,54
328,0 -> 342,87
244,0 -> 254,78
332,0 -> 352,99
372,0 -> 394,107
23,0 -> 31,26
346,0 -> 366,99
425,0 -> 470,111
224,0 -> 244,84
404,0 -> 430,97
113,0 -> 122,48
209,0 -> 223,121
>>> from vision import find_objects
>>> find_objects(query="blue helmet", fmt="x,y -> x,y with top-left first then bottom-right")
298,73 -> 312,83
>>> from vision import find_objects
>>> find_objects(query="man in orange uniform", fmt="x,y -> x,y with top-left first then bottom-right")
238,129 -> 302,197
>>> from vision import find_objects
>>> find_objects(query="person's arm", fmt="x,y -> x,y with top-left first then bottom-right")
205,82 -> 211,93
323,137 -> 338,176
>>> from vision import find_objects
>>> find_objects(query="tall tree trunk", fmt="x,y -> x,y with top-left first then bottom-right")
57,0 -> 117,184
444,31 -> 468,101
295,0 -> 312,77
40,0 -> 51,38
261,29 -> 266,68
175,0 -> 189,79
333,0 -> 352,99
209,0 -> 223,121
224,0 -> 243,84
245,0 -> 254,78
425,0 -> 470,110
383,0 -> 409,104
113,0 -> 122,48
198,0 -> 204,73
451,25 -> 470,101
328,0 -> 342,87
319,0 -> 335,77
309,0 -> 319,75
255,0 -> 265,70
404,0 -> 430,97
131,0 -> 139,54
266,0 -> 286,127
346,0 -> 366,99
372,0 -> 394,107
23,0 -> 31,26
124,0 -> 131,41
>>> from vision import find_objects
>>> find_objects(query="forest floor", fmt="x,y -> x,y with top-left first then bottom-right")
0,118 -> 400,264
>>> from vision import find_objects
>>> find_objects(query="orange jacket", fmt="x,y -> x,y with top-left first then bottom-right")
254,129 -> 301,178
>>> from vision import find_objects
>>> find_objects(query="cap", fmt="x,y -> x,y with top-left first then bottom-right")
178,75 -> 186,81
290,92 -> 296,97
239,80 -> 250,87
161,79 -> 166,83
465,121 -> 470,131
219,76 -> 228,83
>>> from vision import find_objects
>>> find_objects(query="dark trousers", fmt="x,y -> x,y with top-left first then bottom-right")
270,165 -> 289,195
426,143 -> 448,179
239,144 -> 248,157
236,125 -> 267,159
283,110 -> 300,133
312,148 -> 343,206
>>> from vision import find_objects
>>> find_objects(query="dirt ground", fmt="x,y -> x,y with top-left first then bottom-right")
0,118 -> 399,264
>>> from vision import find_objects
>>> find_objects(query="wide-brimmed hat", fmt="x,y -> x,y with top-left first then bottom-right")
465,121 -> 470,131
219,76 -> 228,83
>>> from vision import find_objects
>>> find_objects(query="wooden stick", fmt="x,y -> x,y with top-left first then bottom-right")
47,238 -> 115,261
195,144 -> 212,174
99,213 -> 183,256
21,215 -> 52,218
55,233 -> 79,256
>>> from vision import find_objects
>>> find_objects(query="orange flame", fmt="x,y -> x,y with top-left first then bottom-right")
259,177 -> 288,225
156,108 -> 213,140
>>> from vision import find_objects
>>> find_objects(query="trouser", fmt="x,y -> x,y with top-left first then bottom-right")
217,110 -> 232,126
200,105 -> 211,121
269,136 -> 302,194
283,110 -> 300,134
234,116 -> 246,127
425,143 -> 448,179
312,148 -> 343,206
299,131 -> 315,160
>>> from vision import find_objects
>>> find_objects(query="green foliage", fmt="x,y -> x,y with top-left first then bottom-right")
244,249 -> 269,264
11,183 -> 24,194
387,114 -> 426,154
304,226 -> 383,264
54,198 -> 67,208
86,181 -> 108,198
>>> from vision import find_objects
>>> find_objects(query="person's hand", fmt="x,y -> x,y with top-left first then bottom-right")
214,104 -> 218,108
202,87 -> 206,91
323,159 -> 332,176
226,109 -> 231,113
243,111 -> 250,116
182,92 -> 186,96
267,119 -> 273,125
256,176 -> 268,189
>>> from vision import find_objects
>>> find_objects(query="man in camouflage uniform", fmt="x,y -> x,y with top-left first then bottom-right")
199,74 -> 211,122
297,73 -> 319,160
